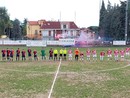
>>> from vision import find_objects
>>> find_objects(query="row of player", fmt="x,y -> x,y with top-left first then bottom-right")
1,47 -> 130,61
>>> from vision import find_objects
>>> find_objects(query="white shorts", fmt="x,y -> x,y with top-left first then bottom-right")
121,55 -> 124,58
100,56 -> 104,58
115,55 -> 118,58
87,55 -> 90,58
93,54 -> 97,58
108,55 -> 112,57
68,54 -> 72,58
126,52 -> 129,55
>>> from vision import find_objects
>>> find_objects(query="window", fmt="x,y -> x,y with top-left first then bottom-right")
49,31 -> 51,36
71,31 -> 73,36
39,30 -> 42,36
63,25 -> 66,29
35,30 -> 38,35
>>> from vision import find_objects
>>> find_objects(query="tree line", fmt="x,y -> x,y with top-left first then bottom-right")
0,7 -> 27,40
99,0 -> 130,41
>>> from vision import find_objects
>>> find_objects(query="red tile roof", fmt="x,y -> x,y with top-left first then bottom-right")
41,21 -> 61,29
69,22 -> 78,29
41,21 -> 78,29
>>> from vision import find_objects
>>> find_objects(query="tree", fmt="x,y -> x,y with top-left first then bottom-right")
21,18 -> 27,36
127,0 -> 130,40
118,1 -> 126,40
5,20 -> 13,38
12,19 -> 22,40
105,0 -> 113,40
0,7 -> 10,35
99,0 -> 128,40
99,0 -> 107,39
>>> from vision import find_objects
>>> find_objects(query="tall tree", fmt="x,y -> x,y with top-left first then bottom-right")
110,4 -> 121,40
0,7 -> 10,35
105,0 -> 112,40
12,19 -> 22,40
127,0 -> 130,40
118,1 -> 126,40
99,0 -> 107,39
5,20 -> 13,38
21,18 -> 27,36
99,0 -> 128,40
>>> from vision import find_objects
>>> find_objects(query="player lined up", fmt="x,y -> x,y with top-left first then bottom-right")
1,47 -> 130,61
1,47 -> 36,61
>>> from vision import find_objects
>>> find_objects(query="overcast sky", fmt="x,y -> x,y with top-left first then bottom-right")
0,0 -> 125,27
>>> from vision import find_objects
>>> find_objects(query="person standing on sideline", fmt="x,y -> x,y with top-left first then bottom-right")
27,47 -> 32,61
120,49 -> 125,61
33,49 -> 38,61
6,48 -> 10,61
75,48 -> 80,61
16,48 -> 20,61
100,50 -> 105,61
49,48 -> 53,60
92,49 -> 97,61
107,48 -> 112,60
86,48 -> 91,61
41,47 -> 46,60
114,49 -> 119,61
10,48 -> 14,61
1,49 -> 6,61
59,48 -> 63,60
21,49 -> 26,61
125,47 -> 129,57
80,52 -> 84,61
68,48 -> 73,61
54,48 -> 58,61
63,48 -> 67,60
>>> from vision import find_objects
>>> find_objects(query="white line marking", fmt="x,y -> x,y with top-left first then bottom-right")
48,59 -> 62,98
0,63 -> 130,74
83,64 -> 130,73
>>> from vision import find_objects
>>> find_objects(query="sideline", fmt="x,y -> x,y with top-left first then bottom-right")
48,59 -> 62,98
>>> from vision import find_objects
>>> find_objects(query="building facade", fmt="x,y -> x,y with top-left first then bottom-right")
40,21 -> 79,40
26,20 -> 79,40
26,20 -> 45,39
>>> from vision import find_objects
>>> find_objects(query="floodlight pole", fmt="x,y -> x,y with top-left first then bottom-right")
125,0 -> 128,42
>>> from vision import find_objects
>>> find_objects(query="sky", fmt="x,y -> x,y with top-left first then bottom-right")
0,0 -> 125,28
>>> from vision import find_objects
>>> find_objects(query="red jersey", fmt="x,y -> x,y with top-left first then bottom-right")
100,52 -> 105,56
16,49 -> 20,55
92,50 -> 96,55
80,53 -> 84,56
28,49 -> 32,54
126,48 -> 129,52
1,50 -> 6,55
21,51 -> 26,56
33,51 -> 37,55
86,50 -> 91,55
49,50 -> 53,56
107,50 -> 112,55
10,50 -> 14,56
120,50 -> 125,56
6,50 -> 10,56
114,50 -> 119,56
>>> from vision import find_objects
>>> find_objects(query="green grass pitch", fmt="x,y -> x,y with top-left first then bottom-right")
0,46 -> 130,98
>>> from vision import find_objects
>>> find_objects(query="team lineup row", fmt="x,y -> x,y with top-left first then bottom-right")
1,47 -> 130,61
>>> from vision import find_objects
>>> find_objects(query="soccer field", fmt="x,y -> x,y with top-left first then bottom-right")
0,46 -> 130,98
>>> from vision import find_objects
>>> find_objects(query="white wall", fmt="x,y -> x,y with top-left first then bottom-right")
0,39 -> 75,46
